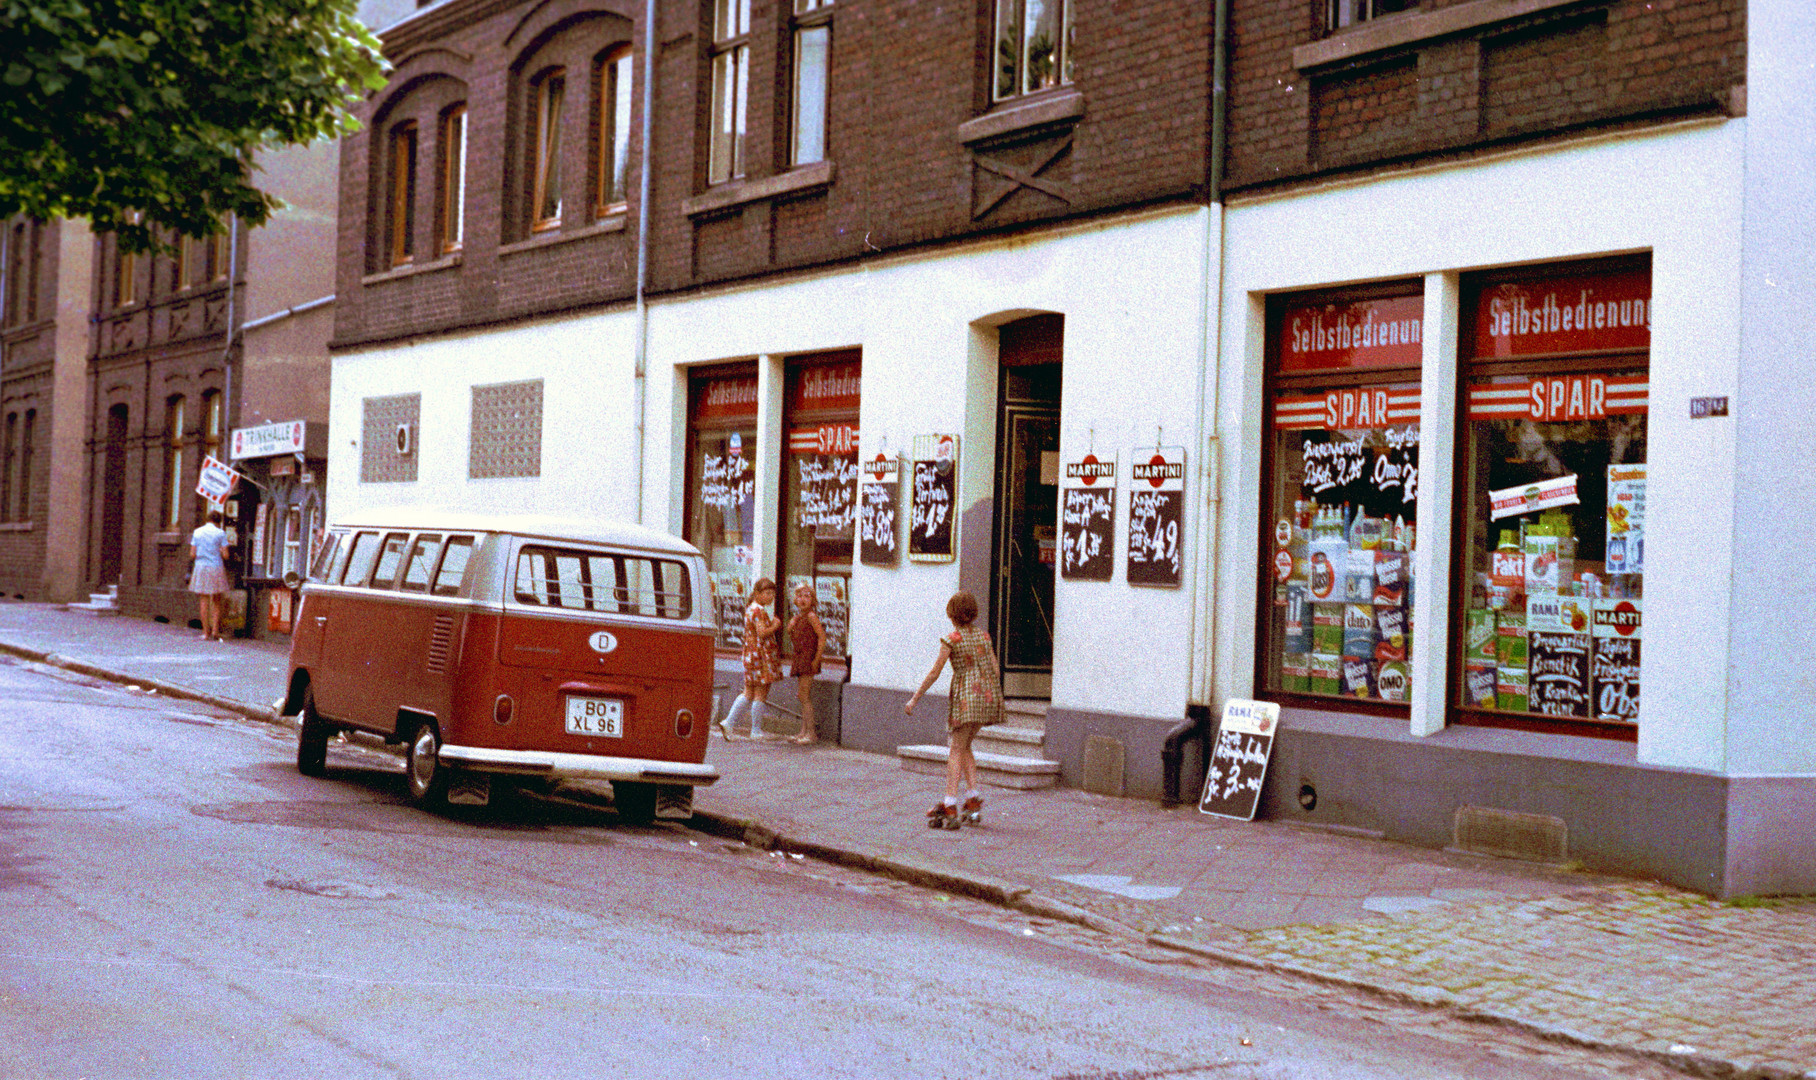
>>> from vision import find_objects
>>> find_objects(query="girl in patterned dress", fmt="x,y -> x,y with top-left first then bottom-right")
904,591 -> 1005,828
717,579 -> 781,740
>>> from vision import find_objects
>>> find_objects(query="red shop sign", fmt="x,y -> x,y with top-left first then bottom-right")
1467,373 -> 1648,421
789,358 -> 862,414
1274,386 -> 1421,431
692,372 -> 758,422
1278,295 -> 1423,372
1471,268 -> 1651,358
789,424 -> 860,454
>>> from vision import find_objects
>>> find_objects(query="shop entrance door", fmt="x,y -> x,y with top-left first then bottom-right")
992,362 -> 1061,698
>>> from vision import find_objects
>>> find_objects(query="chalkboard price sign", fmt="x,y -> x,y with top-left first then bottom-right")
858,453 -> 900,566
1126,445 -> 1185,587
1199,700 -> 1281,822
1061,453 -> 1116,582
909,434 -> 958,563
1529,631 -> 1592,718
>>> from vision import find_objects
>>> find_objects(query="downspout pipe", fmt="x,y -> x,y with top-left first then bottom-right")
1165,0 -> 1230,805
219,214 -> 240,443
630,0 -> 656,525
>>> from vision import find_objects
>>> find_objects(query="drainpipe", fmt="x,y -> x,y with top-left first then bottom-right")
219,214 -> 240,440
1165,0 -> 1230,805
630,0 -> 656,525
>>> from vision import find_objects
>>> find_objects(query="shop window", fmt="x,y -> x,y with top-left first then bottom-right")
529,69 -> 566,231
993,0 -> 1072,102
436,105 -> 467,253
686,365 -> 758,648
1457,261 -> 1649,731
387,121 -> 418,266
1326,0 -> 1416,33
707,0 -> 750,184
163,396 -> 186,529
791,1 -> 832,167
594,49 -> 632,215
1261,290 -> 1422,705
282,508 -> 304,580
778,353 -> 860,661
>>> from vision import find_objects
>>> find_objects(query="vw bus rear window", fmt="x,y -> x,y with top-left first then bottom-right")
513,545 -> 693,619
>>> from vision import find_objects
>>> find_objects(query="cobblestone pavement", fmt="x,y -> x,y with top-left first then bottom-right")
2,600 -> 1812,1078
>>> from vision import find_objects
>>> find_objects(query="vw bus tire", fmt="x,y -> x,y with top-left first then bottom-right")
404,719 -> 449,808
297,687 -> 332,778
612,780 -> 658,824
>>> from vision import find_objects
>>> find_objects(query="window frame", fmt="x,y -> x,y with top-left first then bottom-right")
1326,0 -> 1418,35
529,67 -> 568,232
436,105 -> 467,255
992,0 -> 1074,104
387,120 -> 419,267
707,0 -> 751,186
593,47 -> 634,217
790,2 -> 832,168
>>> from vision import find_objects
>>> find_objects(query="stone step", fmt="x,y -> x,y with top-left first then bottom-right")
63,599 -> 120,616
896,744 -> 1061,790
972,724 -> 1044,758
1004,698 -> 1048,717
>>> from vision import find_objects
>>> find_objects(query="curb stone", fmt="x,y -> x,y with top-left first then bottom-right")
0,641 -> 287,728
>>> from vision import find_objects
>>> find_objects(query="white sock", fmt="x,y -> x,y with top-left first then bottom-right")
749,700 -> 767,736
942,795 -> 958,807
723,694 -> 750,731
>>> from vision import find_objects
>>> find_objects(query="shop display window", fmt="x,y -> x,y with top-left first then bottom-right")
1456,261 -> 1648,730
1261,289 -> 1423,705
685,366 -> 758,649
778,354 -> 860,661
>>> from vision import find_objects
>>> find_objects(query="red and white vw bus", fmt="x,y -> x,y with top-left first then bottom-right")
281,511 -> 718,817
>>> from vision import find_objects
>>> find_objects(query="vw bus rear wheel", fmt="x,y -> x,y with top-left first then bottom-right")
296,687 -> 332,778
404,719 -> 449,808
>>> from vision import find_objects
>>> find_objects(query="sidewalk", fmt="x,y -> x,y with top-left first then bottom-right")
1,600 -> 1811,1079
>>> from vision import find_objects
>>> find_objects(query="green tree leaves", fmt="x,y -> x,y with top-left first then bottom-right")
0,0 -> 388,251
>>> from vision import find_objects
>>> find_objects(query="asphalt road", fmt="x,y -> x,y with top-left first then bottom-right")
0,657 -> 1664,1080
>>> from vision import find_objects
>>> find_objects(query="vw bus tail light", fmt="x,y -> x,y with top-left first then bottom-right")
494,694 -> 515,725
674,708 -> 695,739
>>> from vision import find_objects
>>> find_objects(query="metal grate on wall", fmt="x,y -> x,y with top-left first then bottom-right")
469,378 -> 543,479
360,393 -> 420,483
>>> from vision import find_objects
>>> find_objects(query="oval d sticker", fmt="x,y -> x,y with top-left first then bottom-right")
588,631 -> 619,654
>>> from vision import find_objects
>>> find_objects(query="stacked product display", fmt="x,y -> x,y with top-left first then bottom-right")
1279,500 -> 1415,701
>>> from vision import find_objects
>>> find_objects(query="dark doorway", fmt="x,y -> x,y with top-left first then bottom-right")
991,315 -> 1062,698
99,404 -> 128,585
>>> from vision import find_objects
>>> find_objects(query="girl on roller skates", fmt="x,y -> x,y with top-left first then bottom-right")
718,579 -> 781,740
903,591 -> 1005,829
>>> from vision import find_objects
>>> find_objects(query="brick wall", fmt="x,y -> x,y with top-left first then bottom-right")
332,0 -> 1212,349
1226,0 -> 1745,194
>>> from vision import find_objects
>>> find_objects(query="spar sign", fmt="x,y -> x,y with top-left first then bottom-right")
196,454 -> 243,505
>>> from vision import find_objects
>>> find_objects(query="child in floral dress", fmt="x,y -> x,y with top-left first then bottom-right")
718,579 -> 781,740
903,591 -> 1004,828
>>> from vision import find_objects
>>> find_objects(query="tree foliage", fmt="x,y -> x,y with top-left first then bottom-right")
0,0 -> 388,251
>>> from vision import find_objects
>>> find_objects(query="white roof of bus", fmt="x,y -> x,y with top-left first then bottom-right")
327,510 -> 702,558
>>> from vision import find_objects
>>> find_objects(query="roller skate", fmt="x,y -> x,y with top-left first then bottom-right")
959,794 -> 984,826
926,801 -> 960,830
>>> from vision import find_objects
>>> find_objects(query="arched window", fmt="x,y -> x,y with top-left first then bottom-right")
529,68 -> 567,230
593,49 -> 633,215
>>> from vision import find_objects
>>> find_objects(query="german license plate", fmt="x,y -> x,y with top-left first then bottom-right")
565,696 -> 623,737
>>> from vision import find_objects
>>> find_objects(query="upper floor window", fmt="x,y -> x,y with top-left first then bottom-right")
437,105 -> 467,253
170,231 -> 189,292
595,48 -> 634,215
530,68 -> 567,231
791,1 -> 831,167
1327,0 -> 1417,32
163,396 -> 186,529
708,0 -> 750,184
113,244 -> 139,309
182,231 -> 228,288
5,221 -> 39,325
387,121 -> 419,266
993,0 -> 1072,102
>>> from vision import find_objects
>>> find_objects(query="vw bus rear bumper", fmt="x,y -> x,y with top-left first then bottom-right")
438,745 -> 720,786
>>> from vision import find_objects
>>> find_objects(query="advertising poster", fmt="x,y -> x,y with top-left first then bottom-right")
1061,453 -> 1116,581
1528,631 -> 1592,718
1606,464 -> 1646,574
1126,446 -> 1185,587
815,576 -> 849,658
858,452 -> 900,566
909,435 -> 958,562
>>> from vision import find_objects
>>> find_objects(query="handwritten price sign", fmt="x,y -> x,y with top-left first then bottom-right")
1199,700 -> 1281,822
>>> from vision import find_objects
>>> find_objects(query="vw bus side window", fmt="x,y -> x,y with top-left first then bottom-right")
308,531 -> 344,583
432,536 -> 476,596
400,533 -> 443,593
340,531 -> 382,586
369,532 -> 411,590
